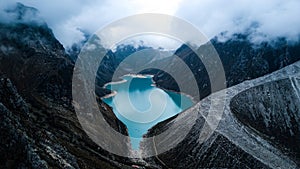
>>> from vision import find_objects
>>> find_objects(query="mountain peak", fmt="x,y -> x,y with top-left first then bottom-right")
1,2 -> 44,25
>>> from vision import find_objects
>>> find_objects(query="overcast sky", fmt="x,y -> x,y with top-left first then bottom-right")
1,0 -> 300,48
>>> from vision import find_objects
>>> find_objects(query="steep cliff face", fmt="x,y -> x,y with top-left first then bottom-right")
141,60 -> 300,168
0,3 -> 133,169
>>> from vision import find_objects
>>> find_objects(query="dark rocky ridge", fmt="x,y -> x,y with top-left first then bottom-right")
0,3 -> 136,169
153,35 -> 300,100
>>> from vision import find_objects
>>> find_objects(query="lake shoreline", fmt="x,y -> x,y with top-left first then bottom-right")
101,73 -> 197,104
100,73 -> 194,150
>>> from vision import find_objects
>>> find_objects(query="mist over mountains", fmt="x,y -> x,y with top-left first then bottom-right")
1,0 -> 300,48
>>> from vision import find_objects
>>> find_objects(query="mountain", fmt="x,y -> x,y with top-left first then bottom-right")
141,58 -> 300,169
95,44 -> 174,97
153,34 -> 300,100
139,33 -> 300,168
95,33 -> 300,102
0,3 -> 133,169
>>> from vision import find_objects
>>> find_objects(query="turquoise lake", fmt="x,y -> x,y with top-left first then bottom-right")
102,75 -> 193,150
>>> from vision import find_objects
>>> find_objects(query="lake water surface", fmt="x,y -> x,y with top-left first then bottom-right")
102,75 -> 193,150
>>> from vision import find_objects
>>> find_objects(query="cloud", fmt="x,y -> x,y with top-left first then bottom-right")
1,0 -> 299,47
11,0 -> 182,48
0,2 -> 43,24
175,0 -> 300,42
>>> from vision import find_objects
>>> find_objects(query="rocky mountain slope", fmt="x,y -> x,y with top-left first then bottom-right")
141,57 -> 300,169
231,77 -> 300,164
0,3 -> 134,169
153,34 -> 300,100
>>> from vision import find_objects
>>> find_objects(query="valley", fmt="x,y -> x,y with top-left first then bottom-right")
0,2 -> 300,169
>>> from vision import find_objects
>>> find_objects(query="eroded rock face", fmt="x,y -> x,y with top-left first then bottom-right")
230,78 -> 300,164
